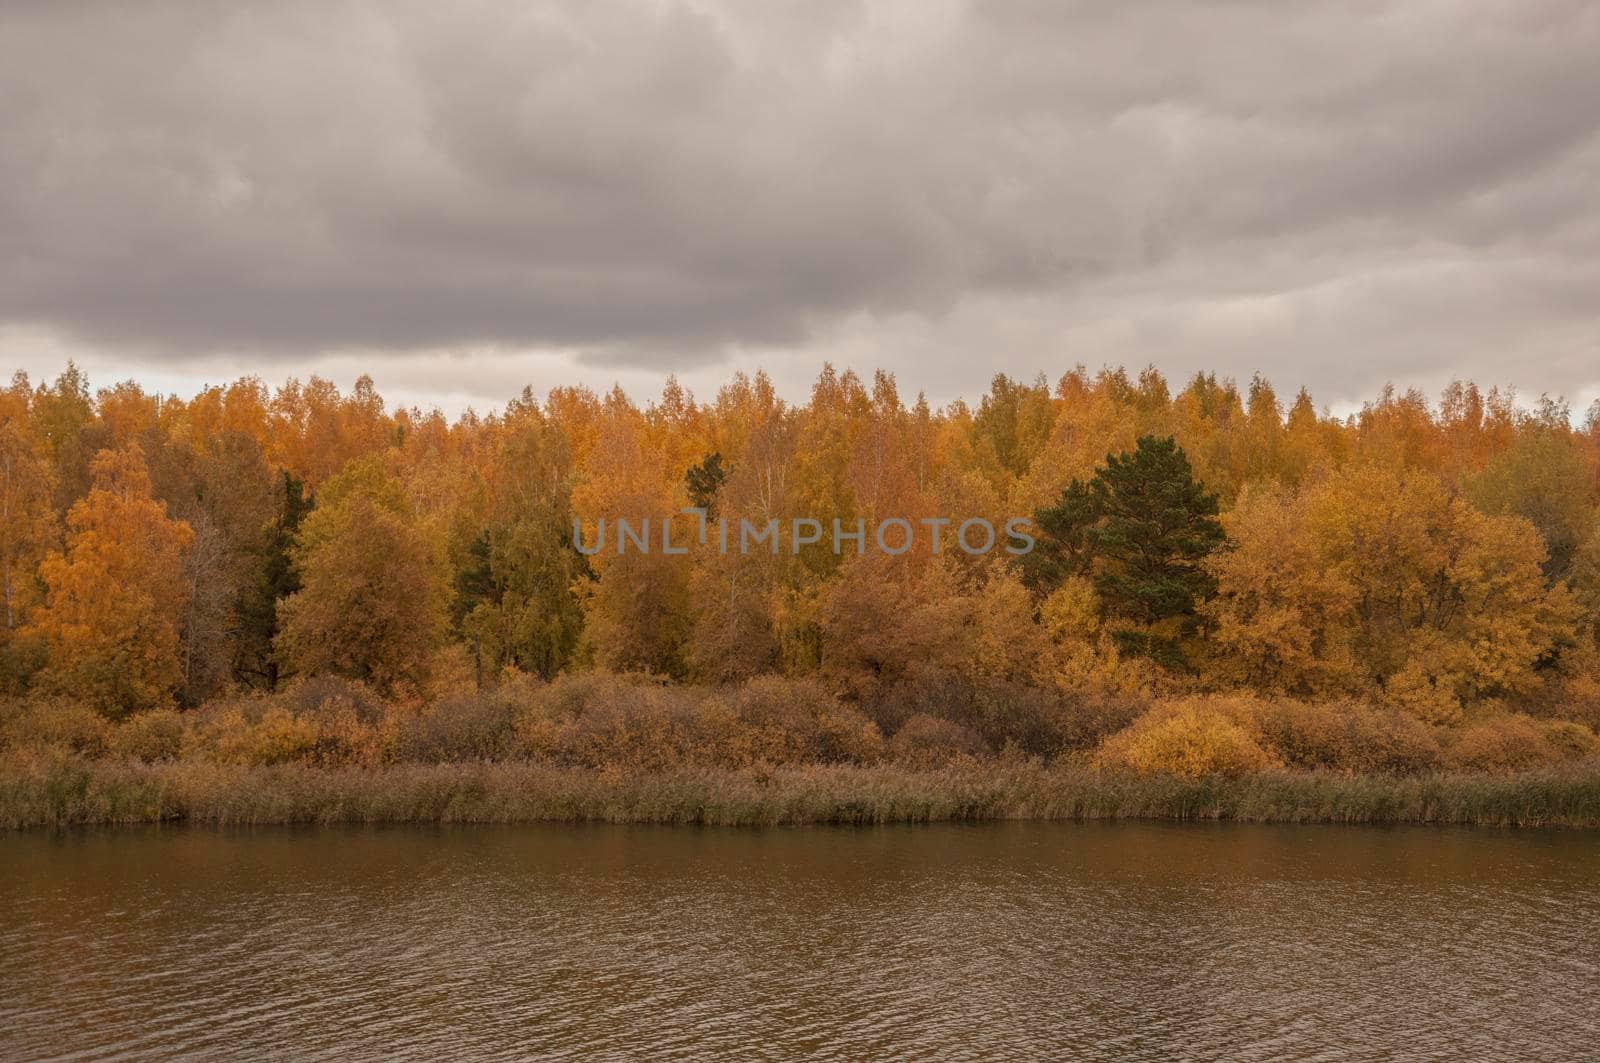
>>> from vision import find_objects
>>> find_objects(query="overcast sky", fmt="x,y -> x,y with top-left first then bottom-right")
3,0 -> 1599,416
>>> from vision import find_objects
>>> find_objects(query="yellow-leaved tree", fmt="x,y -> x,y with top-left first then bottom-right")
275,454 -> 447,697
1206,463 -> 1580,721
571,387 -> 694,677
26,444 -> 193,716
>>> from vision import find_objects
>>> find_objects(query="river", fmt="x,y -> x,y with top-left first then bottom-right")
3,822 -> 1597,1060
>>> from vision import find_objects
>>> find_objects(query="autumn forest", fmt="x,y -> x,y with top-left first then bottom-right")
6,361 -> 1600,796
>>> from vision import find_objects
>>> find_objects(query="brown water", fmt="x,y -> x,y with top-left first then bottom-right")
2,823 -> 1598,1060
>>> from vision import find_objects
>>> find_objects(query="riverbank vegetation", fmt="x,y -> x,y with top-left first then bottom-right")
4,364 -> 1600,828
7,754 -> 1600,830
4,673 -> 1600,828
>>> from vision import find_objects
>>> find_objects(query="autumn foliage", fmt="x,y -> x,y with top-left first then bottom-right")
26,445 -> 192,716
3,362 -> 1600,778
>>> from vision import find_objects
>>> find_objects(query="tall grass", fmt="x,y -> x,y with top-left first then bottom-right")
5,754 -> 1599,830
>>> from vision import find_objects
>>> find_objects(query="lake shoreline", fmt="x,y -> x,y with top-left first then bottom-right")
6,757 -> 1600,830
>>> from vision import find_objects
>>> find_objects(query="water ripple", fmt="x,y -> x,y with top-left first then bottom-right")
2,822 -> 1597,1060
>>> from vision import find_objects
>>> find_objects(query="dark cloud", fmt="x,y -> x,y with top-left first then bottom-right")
2,0 -> 1598,408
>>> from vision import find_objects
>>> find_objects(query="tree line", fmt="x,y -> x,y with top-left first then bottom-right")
3,362 -> 1600,728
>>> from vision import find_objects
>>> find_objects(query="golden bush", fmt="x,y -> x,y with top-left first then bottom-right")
868,667 -> 1140,760
1095,698 -> 1277,778
1539,719 -> 1599,760
206,705 -> 321,766
1443,714 -> 1561,774
1551,672 -> 1600,731
1383,663 -> 1465,726
178,681 -> 391,768
0,697 -> 108,757
106,708 -> 187,763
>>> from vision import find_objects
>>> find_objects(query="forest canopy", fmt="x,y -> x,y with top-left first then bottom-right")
3,361 -> 1600,753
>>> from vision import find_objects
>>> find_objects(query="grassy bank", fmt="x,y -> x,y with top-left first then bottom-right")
5,756 -> 1600,829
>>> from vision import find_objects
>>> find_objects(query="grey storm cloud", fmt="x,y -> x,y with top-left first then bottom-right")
2,0 -> 1599,406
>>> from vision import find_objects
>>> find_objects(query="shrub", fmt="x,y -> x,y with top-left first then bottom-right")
278,676 -> 387,727
1250,698 -> 1443,775
510,673 -> 884,770
0,697 -> 108,757
303,702 -> 384,768
868,668 -> 1140,760
1551,673 -> 1600,731
1047,691 -> 1147,754
183,691 -> 384,768
888,714 -> 988,767
107,709 -> 187,763
1095,699 -> 1278,778
389,682 -> 533,762
1538,719 -> 1598,761
726,677 -> 882,765
1444,714 -> 1559,774
254,678 -> 390,767
210,704 -> 322,766
513,673 -> 713,771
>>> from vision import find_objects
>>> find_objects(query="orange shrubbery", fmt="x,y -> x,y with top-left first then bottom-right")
5,676 -> 1598,781
722,677 -> 884,765
512,673 -> 883,770
1248,698 -> 1443,775
886,714 -> 988,767
104,708 -> 186,763
0,697 -> 107,757
1546,673 -> 1600,732
388,682 -> 529,763
1087,695 -> 1600,778
513,675 -> 725,771
177,678 -> 389,767
1442,713 -> 1599,773
1094,698 -> 1278,778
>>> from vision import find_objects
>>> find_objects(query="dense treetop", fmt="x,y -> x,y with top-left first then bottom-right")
3,362 -> 1599,725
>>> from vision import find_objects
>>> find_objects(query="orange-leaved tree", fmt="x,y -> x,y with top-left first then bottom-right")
26,444 -> 193,716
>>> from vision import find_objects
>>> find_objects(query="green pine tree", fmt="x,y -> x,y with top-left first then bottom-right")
1023,435 -> 1223,667
685,451 -> 726,518
233,471 -> 313,690
1090,435 -> 1224,664
1016,479 -> 1095,595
